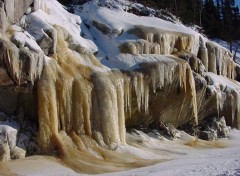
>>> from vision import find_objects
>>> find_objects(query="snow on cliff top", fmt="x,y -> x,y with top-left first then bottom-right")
77,0 -> 198,36
71,0 -> 202,69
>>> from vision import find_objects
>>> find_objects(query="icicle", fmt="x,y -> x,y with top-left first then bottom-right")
124,77 -> 130,114
200,46 -> 208,72
139,74 -> 144,109
236,93 -> 240,128
144,78 -> 149,114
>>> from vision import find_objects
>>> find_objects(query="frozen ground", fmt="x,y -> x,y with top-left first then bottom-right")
2,130 -> 240,176
106,130 -> 240,176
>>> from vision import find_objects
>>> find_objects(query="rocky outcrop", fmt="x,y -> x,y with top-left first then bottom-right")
0,38 -> 44,86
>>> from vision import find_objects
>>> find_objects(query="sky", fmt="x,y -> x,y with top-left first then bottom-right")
236,0 -> 240,7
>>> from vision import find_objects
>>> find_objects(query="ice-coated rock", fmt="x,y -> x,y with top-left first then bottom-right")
19,47 -> 45,85
11,146 -> 26,159
0,142 -> 10,162
0,2 -> 8,34
0,35 -> 45,86
0,122 -> 19,161
3,0 -> 33,23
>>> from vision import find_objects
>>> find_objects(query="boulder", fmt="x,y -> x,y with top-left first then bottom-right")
0,124 -> 19,161
0,125 -> 18,151
198,116 -> 230,140
199,131 -> 217,141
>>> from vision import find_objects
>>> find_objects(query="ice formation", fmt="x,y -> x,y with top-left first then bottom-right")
0,0 -> 240,174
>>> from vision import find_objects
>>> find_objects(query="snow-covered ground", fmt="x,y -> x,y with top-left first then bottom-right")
2,130 -> 240,176
108,130 -> 240,176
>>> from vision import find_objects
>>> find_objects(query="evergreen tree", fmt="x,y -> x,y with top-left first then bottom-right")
202,0 -> 221,38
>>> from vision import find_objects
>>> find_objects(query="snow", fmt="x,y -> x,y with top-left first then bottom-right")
101,54 -> 180,70
72,0 -> 201,69
3,130 -> 240,176
23,0 -> 98,53
213,39 -> 240,63
44,0 -> 98,53
4,156 -> 79,176
80,6 -> 192,34
103,130 -> 240,176
208,72 -> 240,91
11,25 -> 42,52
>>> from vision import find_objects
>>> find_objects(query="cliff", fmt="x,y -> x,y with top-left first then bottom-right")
0,0 -> 239,174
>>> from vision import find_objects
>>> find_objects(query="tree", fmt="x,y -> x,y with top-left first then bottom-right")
202,0 -> 221,38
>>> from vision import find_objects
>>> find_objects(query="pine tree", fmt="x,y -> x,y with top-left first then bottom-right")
202,0 -> 221,38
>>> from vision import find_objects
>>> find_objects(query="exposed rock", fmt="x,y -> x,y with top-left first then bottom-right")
149,122 -> 180,140
93,20 -> 122,36
38,28 -> 57,55
129,122 -> 180,140
199,131 -> 217,141
198,116 -> 230,140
